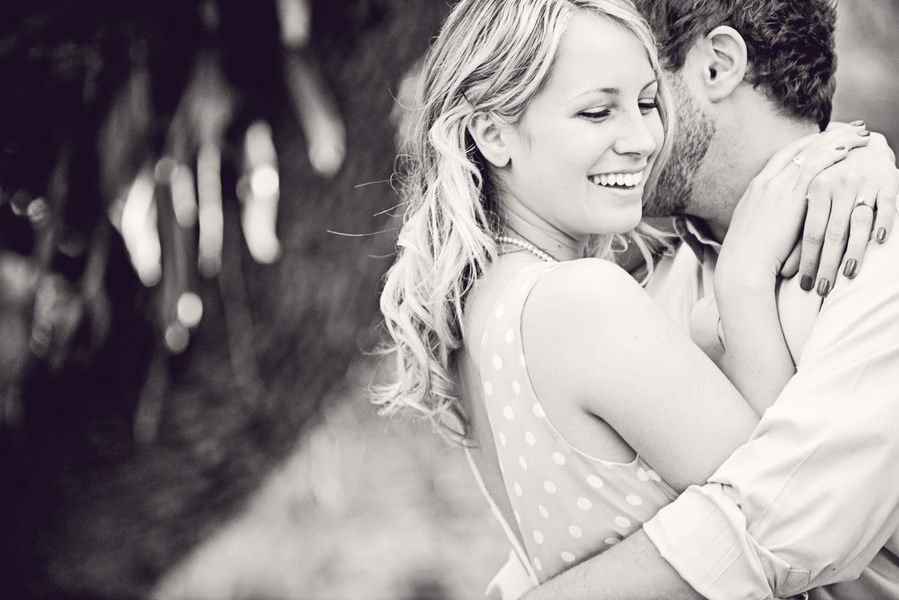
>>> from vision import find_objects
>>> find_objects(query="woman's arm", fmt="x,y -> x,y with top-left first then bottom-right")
523,258 -> 758,493
715,127 -> 870,414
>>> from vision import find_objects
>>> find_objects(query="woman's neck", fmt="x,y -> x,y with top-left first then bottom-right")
501,218 -> 583,262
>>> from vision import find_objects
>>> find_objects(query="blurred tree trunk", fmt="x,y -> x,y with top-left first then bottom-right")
0,1 -> 448,598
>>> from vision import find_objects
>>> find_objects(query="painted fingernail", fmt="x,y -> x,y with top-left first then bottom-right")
877,228 -> 887,242
836,145 -> 846,151
858,130 -> 871,137
843,259 -> 858,278
800,275 -> 814,291
817,278 -> 831,297
850,120 -> 865,127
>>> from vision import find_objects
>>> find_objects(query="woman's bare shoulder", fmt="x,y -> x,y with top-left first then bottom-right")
521,258 -> 682,395
528,257 -> 652,319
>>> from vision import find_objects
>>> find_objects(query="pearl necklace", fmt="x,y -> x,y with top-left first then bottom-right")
496,235 -> 558,263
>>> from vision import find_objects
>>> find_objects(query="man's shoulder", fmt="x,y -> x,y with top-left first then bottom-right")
784,230 -> 899,366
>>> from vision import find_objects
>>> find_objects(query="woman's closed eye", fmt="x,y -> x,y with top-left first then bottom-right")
578,98 -> 658,121
578,108 -> 612,122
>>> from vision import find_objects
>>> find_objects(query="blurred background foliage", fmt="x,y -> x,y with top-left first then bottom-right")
832,1 -> 899,148
0,1 -> 895,599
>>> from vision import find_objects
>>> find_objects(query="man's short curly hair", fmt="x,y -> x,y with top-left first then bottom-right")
632,0 -> 837,129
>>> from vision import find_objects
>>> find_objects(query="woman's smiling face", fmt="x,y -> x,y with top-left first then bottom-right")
498,10 -> 664,242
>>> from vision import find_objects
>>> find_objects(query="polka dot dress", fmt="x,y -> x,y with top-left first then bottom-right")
480,262 -> 678,582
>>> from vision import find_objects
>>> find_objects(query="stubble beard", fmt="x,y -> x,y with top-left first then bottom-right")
642,75 -> 716,218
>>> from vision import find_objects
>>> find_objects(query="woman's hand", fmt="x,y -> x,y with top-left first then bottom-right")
786,127 -> 898,295
717,125 -> 871,292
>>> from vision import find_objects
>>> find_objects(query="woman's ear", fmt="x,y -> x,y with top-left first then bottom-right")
687,25 -> 748,103
469,112 -> 511,168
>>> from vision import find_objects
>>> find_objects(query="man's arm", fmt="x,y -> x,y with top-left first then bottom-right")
523,529 -> 702,600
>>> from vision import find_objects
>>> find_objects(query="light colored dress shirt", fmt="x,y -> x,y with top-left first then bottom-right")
644,215 -> 899,600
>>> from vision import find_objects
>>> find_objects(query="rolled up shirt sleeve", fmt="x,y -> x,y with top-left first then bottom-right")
645,228 -> 899,600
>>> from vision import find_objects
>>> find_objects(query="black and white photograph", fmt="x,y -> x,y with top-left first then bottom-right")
1,1 -> 898,599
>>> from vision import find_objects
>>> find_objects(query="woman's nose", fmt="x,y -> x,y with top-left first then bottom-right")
614,110 -> 659,157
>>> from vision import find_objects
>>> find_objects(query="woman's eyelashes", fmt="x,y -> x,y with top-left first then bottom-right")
578,98 -> 658,121
578,108 -> 612,121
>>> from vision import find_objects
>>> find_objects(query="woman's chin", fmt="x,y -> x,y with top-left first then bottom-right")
605,206 -> 644,236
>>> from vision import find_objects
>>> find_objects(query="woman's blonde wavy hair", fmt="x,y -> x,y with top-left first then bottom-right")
373,0 -> 675,442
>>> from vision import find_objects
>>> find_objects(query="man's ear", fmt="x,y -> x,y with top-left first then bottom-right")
690,25 -> 748,102
469,112 -> 511,168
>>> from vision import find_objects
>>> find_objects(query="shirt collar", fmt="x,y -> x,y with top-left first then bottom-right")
673,215 -> 722,261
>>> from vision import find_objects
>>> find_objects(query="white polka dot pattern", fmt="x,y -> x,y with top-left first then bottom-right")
478,262 -> 677,585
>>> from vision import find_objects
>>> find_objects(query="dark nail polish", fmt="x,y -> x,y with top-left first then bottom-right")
836,145 -> 846,151
858,130 -> 871,137
800,274 -> 814,291
877,228 -> 887,242
843,259 -> 858,278
817,278 -> 831,297
850,120 -> 865,127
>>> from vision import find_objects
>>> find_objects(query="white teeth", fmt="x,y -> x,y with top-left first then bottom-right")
590,170 -> 644,188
